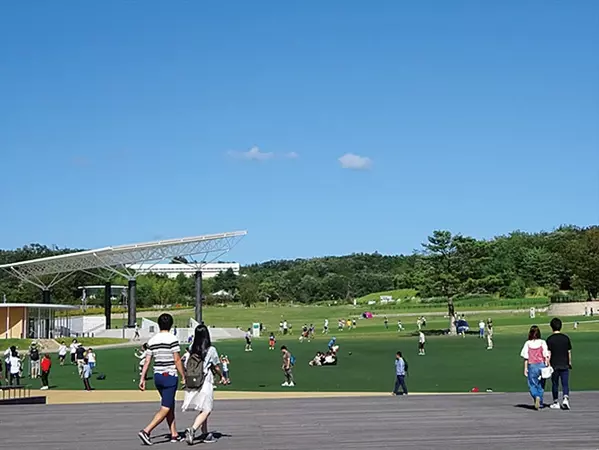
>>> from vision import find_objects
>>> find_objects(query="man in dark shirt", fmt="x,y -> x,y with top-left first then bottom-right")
75,344 -> 86,377
29,343 -> 41,379
546,317 -> 572,410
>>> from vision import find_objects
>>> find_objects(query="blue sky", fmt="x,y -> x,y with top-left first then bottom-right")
1,1 -> 598,264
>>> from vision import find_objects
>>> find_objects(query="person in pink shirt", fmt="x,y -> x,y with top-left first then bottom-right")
520,325 -> 550,410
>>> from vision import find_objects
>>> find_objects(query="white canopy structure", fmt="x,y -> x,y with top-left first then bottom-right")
0,231 -> 246,286
0,231 -> 247,328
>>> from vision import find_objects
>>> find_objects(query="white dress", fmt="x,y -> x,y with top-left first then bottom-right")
182,346 -> 219,413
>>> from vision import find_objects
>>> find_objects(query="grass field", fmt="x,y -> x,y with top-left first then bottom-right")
1,337 -> 127,350
110,298 -> 552,330
9,311 -> 599,393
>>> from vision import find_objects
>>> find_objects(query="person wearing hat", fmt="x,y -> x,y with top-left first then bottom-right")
29,341 -> 41,379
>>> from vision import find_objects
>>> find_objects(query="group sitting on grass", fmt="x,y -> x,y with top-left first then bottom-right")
308,350 -> 337,366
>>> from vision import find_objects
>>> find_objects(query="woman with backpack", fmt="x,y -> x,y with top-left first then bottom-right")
183,325 -> 221,445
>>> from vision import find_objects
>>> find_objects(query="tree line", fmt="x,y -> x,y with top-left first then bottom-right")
0,225 -> 598,307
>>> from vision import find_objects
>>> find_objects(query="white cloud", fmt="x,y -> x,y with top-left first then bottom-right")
338,153 -> 372,170
228,146 -> 274,161
285,151 -> 299,159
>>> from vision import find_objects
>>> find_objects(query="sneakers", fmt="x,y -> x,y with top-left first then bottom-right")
288,382 -> 295,387
281,382 -> 289,387
185,428 -> 195,445
170,435 -> 183,443
549,402 -> 561,410
138,430 -> 152,446
534,397 -> 541,410
562,396 -> 570,410
40,386 -> 49,390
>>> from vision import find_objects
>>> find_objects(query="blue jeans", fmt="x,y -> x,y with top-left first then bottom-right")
551,369 -> 570,401
527,363 -> 546,403
394,375 -> 408,395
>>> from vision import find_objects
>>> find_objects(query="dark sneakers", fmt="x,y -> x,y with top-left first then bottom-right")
138,430 -> 152,446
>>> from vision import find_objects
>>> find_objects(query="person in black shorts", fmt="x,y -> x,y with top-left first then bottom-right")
547,317 -> 572,410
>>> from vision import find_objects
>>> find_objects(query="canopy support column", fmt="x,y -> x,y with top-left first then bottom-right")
127,278 -> 137,328
104,281 -> 112,329
195,270 -> 203,324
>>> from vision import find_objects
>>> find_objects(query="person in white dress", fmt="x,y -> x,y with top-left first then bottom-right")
183,325 -> 221,445
58,342 -> 68,366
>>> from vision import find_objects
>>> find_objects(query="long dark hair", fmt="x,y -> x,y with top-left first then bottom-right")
190,325 -> 211,360
10,346 -> 17,357
528,325 -> 541,340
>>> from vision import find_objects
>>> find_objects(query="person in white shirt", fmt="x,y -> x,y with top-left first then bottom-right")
87,348 -> 97,371
418,332 -> 426,356
58,341 -> 68,366
135,344 -> 149,377
323,319 -> 329,334
183,325 -> 221,445
138,314 -> 186,446
69,339 -> 78,365
8,346 -> 22,385
282,320 -> 288,335
479,320 -> 485,339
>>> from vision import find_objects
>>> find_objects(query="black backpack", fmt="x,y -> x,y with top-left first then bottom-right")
404,359 -> 409,374
185,353 -> 206,390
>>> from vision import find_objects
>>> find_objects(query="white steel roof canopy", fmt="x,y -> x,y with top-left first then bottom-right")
0,231 -> 247,288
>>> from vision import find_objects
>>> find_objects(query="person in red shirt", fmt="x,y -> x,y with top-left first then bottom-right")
40,354 -> 51,390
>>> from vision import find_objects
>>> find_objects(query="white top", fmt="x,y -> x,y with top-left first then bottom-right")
520,339 -> 549,364
4,348 -> 10,363
70,343 -> 77,354
479,321 -> 485,329
419,332 -> 426,343
283,321 -> 288,329
58,345 -> 67,356
9,356 -> 21,374
87,352 -> 96,363
324,319 -> 329,327
221,360 -> 229,372
147,331 -> 181,376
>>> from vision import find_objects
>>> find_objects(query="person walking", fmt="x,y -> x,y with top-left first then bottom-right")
392,351 -> 408,396
244,328 -> 253,352
138,313 -> 186,446
418,331 -> 426,356
182,325 -> 221,445
547,317 -> 572,410
82,358 -> 92,391
86,348 -> 97,372
40,353 -> 51,390
29,342 -> 41,379
520,325 -> 550,410
281,345 -> 295,387
75,343 -> 86,376
486,319 -> 494,350
69,339 -> 78,365
58,341 -> 67,366
8,346 -> 21,386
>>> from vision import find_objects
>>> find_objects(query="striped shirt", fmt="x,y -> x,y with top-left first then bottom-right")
147,331 -> 181,376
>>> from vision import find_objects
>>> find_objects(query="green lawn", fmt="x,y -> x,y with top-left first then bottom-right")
112,299 -> 552,331
13,319 -> 599,393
